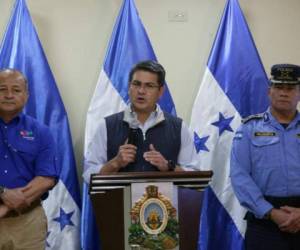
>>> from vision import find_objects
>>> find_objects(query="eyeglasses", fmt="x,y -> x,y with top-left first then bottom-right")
130,81 -> 161,91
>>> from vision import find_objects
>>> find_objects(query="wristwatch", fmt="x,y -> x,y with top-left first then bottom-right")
167,160 -> 176,171
263,210 -> 272,220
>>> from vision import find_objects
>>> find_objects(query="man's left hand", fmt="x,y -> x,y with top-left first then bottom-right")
279,206 -> 300,233
0,188 -> 30,211
143,144 -> 168,171
20,176 -> 56,204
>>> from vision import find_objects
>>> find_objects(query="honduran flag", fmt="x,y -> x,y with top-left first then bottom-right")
190,0 -> 269,249
81,0 -> 176,249
0,0 -> 81,249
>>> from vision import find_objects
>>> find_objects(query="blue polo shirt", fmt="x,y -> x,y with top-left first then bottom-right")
0,114 -> 58,189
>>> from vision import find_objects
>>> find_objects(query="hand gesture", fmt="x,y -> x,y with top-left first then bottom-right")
114,140 -> 137,168
143,144 -> 168,171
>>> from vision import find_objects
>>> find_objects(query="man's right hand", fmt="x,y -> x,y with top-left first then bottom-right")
100,141 -> 137,174
114,143 -> 137,168
0,188 -> 30,211
270,208 -> 290,225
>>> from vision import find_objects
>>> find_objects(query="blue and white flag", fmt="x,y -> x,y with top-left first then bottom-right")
190,0 -> 269,249
82,0 -> 176,249
0,1 -> 81,249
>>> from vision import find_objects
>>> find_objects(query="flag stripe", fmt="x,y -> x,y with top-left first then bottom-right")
84,69 -> 127,156
191,1 -> 269,249
208,0 -> 269,118
102,0 -> 176,115
192,67 -> 246,236
103,0 -> 157,103
199,187 -> 244,250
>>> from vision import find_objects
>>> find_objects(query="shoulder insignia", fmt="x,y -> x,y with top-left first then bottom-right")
233,131 -> 243,140
242,113 -> 264,124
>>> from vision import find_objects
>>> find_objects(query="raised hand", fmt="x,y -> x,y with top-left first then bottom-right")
143,144 -> 168,171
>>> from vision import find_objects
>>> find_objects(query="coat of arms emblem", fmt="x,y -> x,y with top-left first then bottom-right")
129,185 -> 179,249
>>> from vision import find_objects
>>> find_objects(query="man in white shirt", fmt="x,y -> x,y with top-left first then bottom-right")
83,60 -> 198,182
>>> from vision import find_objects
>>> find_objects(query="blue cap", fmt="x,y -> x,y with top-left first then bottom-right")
270,64 -> 300,85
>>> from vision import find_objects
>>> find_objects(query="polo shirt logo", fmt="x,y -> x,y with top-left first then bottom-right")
254,132 -> 276,137
20,130 -> 35,140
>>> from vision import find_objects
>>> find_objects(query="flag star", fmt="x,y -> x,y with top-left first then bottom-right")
53,208 -> 75,231
46,231 -> 51,248
194,132 -> 210,153
212,112 -> 234,135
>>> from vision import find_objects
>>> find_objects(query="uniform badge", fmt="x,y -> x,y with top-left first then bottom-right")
296,133 -> 300,138
20,130 -> 35,140
254,132 -> 276,137
129,185 -> 178,249
233,131 -> 243,140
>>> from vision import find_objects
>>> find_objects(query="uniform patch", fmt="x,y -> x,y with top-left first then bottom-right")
297,133 -> 300,138
254,132 -> 276,137
20,130 -> 35,140
234,132 -> 243,140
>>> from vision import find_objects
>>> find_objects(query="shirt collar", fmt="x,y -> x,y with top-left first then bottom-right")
265,108 -> 300,128
292,111 -> 300,126
0,113 -> 22,127
123,104 -> 165,128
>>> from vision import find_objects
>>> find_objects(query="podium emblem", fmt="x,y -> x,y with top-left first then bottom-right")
129,185 -> 179,249
140,198 -> 168,234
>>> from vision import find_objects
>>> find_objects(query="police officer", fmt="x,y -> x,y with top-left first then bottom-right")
230,64 -> 300,250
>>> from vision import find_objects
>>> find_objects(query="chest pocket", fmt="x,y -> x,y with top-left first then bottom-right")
11,138 -> 39,164
250,134 -> 280,166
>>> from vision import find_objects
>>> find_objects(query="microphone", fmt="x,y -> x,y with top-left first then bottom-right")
128,122 -> 139,146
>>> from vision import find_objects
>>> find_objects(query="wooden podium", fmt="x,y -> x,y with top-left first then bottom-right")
89,171 -> 212,250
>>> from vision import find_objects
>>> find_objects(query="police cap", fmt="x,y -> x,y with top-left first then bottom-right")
270,64 -> 300,85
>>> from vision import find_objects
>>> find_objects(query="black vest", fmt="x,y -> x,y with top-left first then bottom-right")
105,111 -> 182,172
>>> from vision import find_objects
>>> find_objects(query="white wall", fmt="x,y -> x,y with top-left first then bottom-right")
0,0 -> 299,180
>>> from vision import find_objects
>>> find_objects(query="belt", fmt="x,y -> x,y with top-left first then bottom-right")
264,195 -> 300,208
3,200 -> 41,218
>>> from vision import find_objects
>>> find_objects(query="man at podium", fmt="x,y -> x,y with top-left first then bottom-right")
83,60 -> 198,181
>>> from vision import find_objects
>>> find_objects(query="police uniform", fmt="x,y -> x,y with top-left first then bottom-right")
230,64 -> 300,250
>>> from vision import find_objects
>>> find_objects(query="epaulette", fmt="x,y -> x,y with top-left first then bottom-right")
242,113 -> 264,124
